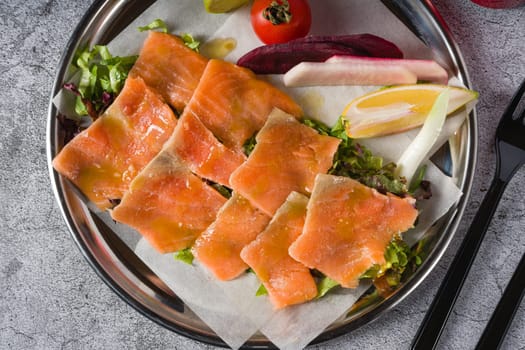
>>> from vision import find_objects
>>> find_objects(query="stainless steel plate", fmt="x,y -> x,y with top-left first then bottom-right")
47,0 -> 477,347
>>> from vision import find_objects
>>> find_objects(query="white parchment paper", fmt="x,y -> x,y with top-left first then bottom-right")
134,240 -> 261,349
54,1 -> 476,348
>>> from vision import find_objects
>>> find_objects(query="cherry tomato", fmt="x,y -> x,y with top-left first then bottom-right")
250,0 -> 312,44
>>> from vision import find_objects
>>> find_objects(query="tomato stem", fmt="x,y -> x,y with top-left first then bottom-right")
262,0 -> 292,25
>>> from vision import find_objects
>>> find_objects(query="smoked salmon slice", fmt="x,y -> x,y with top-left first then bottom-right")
129,31 -> 208,113
53,76 -> 177,210
192,192 -> 271,281
185,59 -> 303,151
111,151 -> 227,254
240,192 -> 317,309
289,174 -> 418,288
170,111 -> 246,187
229,108 -> 341,216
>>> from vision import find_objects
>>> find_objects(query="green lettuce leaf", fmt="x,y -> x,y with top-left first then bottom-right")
174,248 -> 194,265
181,33 -> 200,52
360,264 -> 381,280
210,182 -> 233,199
242,134 -> 257,156
138,18 -> 168,33
255,284 -> 268,296
360,238 -> 425,291
316,276 -> 339,298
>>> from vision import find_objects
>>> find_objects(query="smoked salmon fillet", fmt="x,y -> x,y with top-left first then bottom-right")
129,31 -> 208,113
192,192 -> 271,281
53,76 -> 177,210
229,108 -> 341,216
110,151 -> 227,254
241,192 -> 317,309
185,59 -> 303,151
289,174 -> 418,288
170,111 -> 246,187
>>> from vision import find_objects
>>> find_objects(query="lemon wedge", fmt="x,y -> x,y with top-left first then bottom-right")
342,84 -> 478,138
203,0 -> 249,13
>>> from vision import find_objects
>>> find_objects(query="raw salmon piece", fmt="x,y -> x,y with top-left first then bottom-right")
192,193 -> 271,280
241,192 -> 317,309
111,151 -> 227,254
169,111 -> 246,187
186,59 -> 302,151
129,31 -> 208,113
53,76 -> 177,210
229,108 -> 341,216
289,174 -> 418,288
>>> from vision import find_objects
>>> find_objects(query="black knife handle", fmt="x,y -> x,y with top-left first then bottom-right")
411,176 -> 507,350
475,251 -> 525,350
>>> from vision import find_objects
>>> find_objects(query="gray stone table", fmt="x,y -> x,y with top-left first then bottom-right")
1,0 -> 524,349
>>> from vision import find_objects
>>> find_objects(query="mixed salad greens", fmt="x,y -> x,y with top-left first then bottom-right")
303,117 -> 410,197
63,19 -> 198,124
67,45 -> 137,120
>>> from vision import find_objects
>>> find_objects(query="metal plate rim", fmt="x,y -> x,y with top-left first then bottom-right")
46,0 -> 478,347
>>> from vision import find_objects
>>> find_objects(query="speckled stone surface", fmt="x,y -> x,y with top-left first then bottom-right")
1,1 -> 524,349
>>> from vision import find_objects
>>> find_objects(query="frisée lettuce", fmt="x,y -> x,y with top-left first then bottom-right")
303,117 -> 410,197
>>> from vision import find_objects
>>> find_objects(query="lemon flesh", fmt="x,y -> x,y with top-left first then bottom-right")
203,0 -> 249,13
342,84 -> 478,138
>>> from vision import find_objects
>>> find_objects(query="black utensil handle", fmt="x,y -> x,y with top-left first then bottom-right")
411,176 -> 508,350
475,251 -> 525,350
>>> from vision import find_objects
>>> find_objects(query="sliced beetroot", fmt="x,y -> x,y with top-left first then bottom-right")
237,43 -> 363,74
237,34 -> 403,74
283,61 -> 417,87
290,34 -> 403,59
